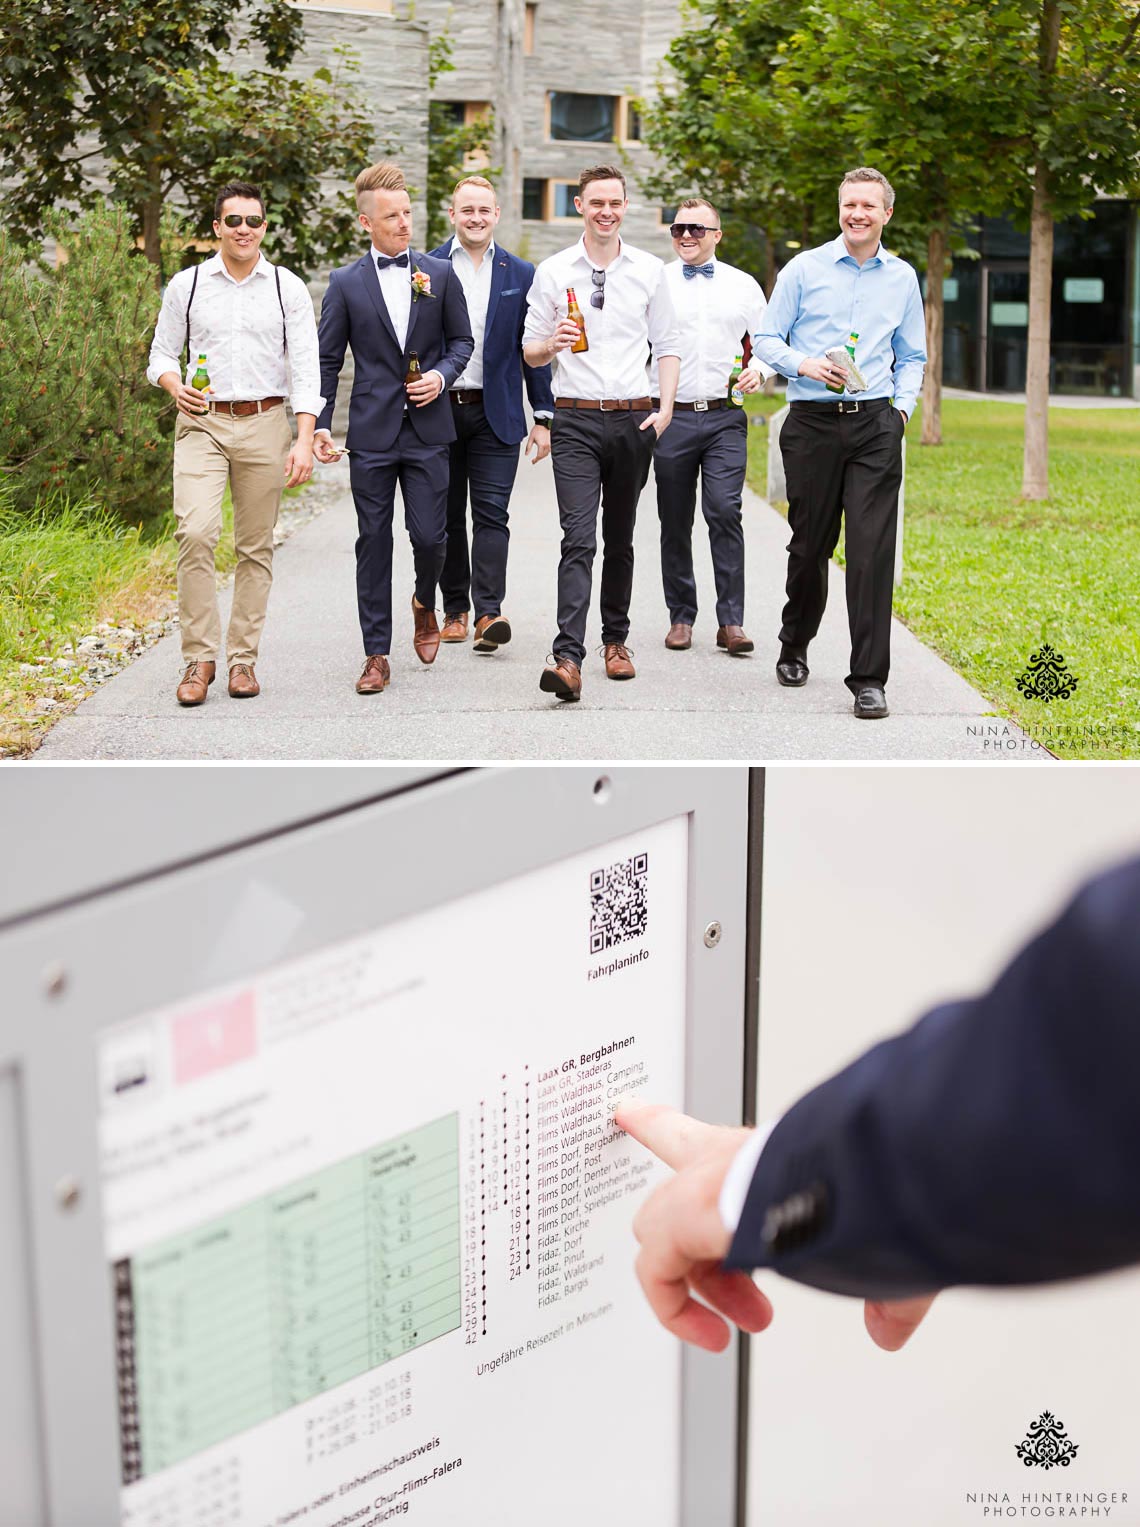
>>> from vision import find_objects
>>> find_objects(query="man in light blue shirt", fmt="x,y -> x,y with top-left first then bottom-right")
754,167 -> 926,720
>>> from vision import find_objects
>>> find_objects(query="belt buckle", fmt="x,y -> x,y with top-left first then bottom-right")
694,399 -> 709,412
838,399 -> 860,414
599,399 -> 618,412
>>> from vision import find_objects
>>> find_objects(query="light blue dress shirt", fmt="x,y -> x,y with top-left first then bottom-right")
754,234 -> 927,416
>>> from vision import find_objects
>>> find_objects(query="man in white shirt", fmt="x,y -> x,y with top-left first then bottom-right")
148,180 -> 322,706
651,197 -> 774,657
523,165 -> 681,701
428,176 -> 554,655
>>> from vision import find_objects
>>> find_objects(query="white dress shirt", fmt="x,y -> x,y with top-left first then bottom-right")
523,236 -> 681,401
147,252 -> 323,418
374,246 -> 413,350
648,257 -> 775,401
448,236 -> 493,390
718,1121 -> 777,1233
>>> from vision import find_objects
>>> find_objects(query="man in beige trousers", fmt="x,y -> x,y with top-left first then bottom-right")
148,180 -> 322,704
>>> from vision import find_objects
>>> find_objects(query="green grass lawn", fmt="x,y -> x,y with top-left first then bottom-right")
746,397 -> 1140,760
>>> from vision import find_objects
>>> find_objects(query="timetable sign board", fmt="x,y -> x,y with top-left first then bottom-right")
99,816 -> 690,1527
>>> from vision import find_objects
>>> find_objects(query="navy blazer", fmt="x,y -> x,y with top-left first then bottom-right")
317,249 -> 474,451
429,238 -> 554,446
728,857 -> 1140,1299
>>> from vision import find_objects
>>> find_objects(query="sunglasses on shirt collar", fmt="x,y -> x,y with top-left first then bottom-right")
221,213 -> 266,229
670,222 -> 718,239
590,267 -> 605,309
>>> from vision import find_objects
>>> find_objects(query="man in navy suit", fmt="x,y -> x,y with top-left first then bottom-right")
429,175 -> 554,654
615,855 -> 1140,1354
314,162 -> 474,695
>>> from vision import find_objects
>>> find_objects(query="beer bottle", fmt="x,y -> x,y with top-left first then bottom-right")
566,288 -> 589,353
728,351 -> 745,408
826,331 -> 858,395
404,351 -> 421,386
191,354 -> 210,392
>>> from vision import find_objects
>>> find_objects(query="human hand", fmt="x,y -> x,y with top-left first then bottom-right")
406,370 -> 444,407
737,367 -> 764,394
284,441 -> 314,487
551,318 -> 584,353
174,383 -> 213,418
798,356 -> 847,388
525,424 -> 551,463
640,409 -> 671,439
313,433 -> 343,464
617,1098 -> 938,1354
614,1099 -> 773,1351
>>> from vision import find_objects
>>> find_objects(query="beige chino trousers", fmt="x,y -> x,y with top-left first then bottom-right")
172,405 -> 292,666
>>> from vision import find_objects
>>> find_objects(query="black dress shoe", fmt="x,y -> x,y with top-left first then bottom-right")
853,684 -> 889,719
776,657 -> 809,687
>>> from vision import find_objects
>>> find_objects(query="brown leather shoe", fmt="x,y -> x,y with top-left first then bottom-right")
473,614 -> 511,652
538,656 -> 582,701
176,660 -> 215,706
665,622 -> 692,650
717,625 -> 755,656
412,596 -> 440,664
440,612 -> 468,642
228,663 -> 260,698
355,654 -> 391,694
603,643 -> 636,680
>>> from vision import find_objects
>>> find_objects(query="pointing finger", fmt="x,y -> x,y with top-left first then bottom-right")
614,1098 -> 728,1170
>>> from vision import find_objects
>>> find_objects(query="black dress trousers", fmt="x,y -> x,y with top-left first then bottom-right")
550,407 -> 656,667
653,406 -> 749,628
778,399 -> 904,690
439,396 -> 521,620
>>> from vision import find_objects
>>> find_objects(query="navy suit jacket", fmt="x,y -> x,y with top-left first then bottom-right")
428,238 -> 554,446
317,249 -> 474,451
728,857 -> 1140,1299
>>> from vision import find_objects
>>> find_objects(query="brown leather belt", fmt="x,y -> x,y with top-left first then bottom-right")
209,397 -> 285,417
554,397 -> 653,412
449,389 -> 484,405
659,398 -> 730,412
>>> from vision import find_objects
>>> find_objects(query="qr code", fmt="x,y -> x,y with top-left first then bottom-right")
589,853 -> 648,954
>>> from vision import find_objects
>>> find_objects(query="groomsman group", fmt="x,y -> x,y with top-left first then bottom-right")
148,161 -> 925,720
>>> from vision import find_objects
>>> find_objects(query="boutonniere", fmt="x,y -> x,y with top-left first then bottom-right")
411,268 -> 434,302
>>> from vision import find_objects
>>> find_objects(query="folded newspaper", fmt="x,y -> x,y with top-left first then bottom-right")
824,345 -> 869,393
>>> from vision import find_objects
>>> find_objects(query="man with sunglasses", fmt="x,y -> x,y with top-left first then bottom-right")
523,164 -> 680,701
652,198 -> 774,658
149,180 -> 322,706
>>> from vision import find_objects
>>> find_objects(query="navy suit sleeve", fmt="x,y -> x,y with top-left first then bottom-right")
727,858 -> 1140,1299
517,259 -> 554,415
435,267 -> 474,387
316,269 -> 349,434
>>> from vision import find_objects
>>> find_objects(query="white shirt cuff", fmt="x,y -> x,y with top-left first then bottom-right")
718,1119 -> 777,1234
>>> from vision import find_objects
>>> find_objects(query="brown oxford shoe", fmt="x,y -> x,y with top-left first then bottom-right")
665,622 -> 692,650
228,663 -> 260,698
603,643 -> 636,680
176,660 -> 215,706
538,656 -> 582,701
412,596 -> 440,664
440,612 -> 468,642
355,654 -> 391,694
717,625 -> 755,656
473,613 -> 511,652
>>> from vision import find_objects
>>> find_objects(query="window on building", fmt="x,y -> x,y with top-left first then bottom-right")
522,178 -> 546,221
626,106 -> 642,141
660,205 -> 678,226
437,102 -> 466,129
548,92 -> 617,143
524,3 -> 537,54
552,182 -> 579,218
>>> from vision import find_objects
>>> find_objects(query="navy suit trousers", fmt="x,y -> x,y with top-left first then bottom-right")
440,397 -> 520,619
349,417 -> 449,655
653,407 -> 748,628
550,408 -> 656,666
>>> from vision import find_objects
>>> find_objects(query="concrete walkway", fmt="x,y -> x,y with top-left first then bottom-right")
34,457 -> 1044,762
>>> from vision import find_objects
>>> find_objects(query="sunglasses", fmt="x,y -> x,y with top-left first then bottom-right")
221,213 -> 266,229
590,267 -> 605,309
670,222 -> 718,239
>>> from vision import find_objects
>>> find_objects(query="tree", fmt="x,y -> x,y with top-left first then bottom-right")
425,31 -> 495,250
0,0 -> 377,279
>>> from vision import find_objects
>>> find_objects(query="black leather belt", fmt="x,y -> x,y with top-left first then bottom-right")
657,398 -> 731,412
789,397 -> 891,415
449,389 -> 483,404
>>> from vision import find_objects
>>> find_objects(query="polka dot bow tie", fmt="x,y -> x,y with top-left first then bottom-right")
682,262 -> 715,280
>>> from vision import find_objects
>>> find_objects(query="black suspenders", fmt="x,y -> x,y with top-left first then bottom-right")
182,262 -> 288,361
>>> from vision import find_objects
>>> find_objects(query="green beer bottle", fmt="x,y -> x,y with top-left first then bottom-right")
191,354 -> 210,392
728,352 -> 745,408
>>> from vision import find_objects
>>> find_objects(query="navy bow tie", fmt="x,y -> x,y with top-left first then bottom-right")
377,253 -> 409,270
683,261 -> 715,280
